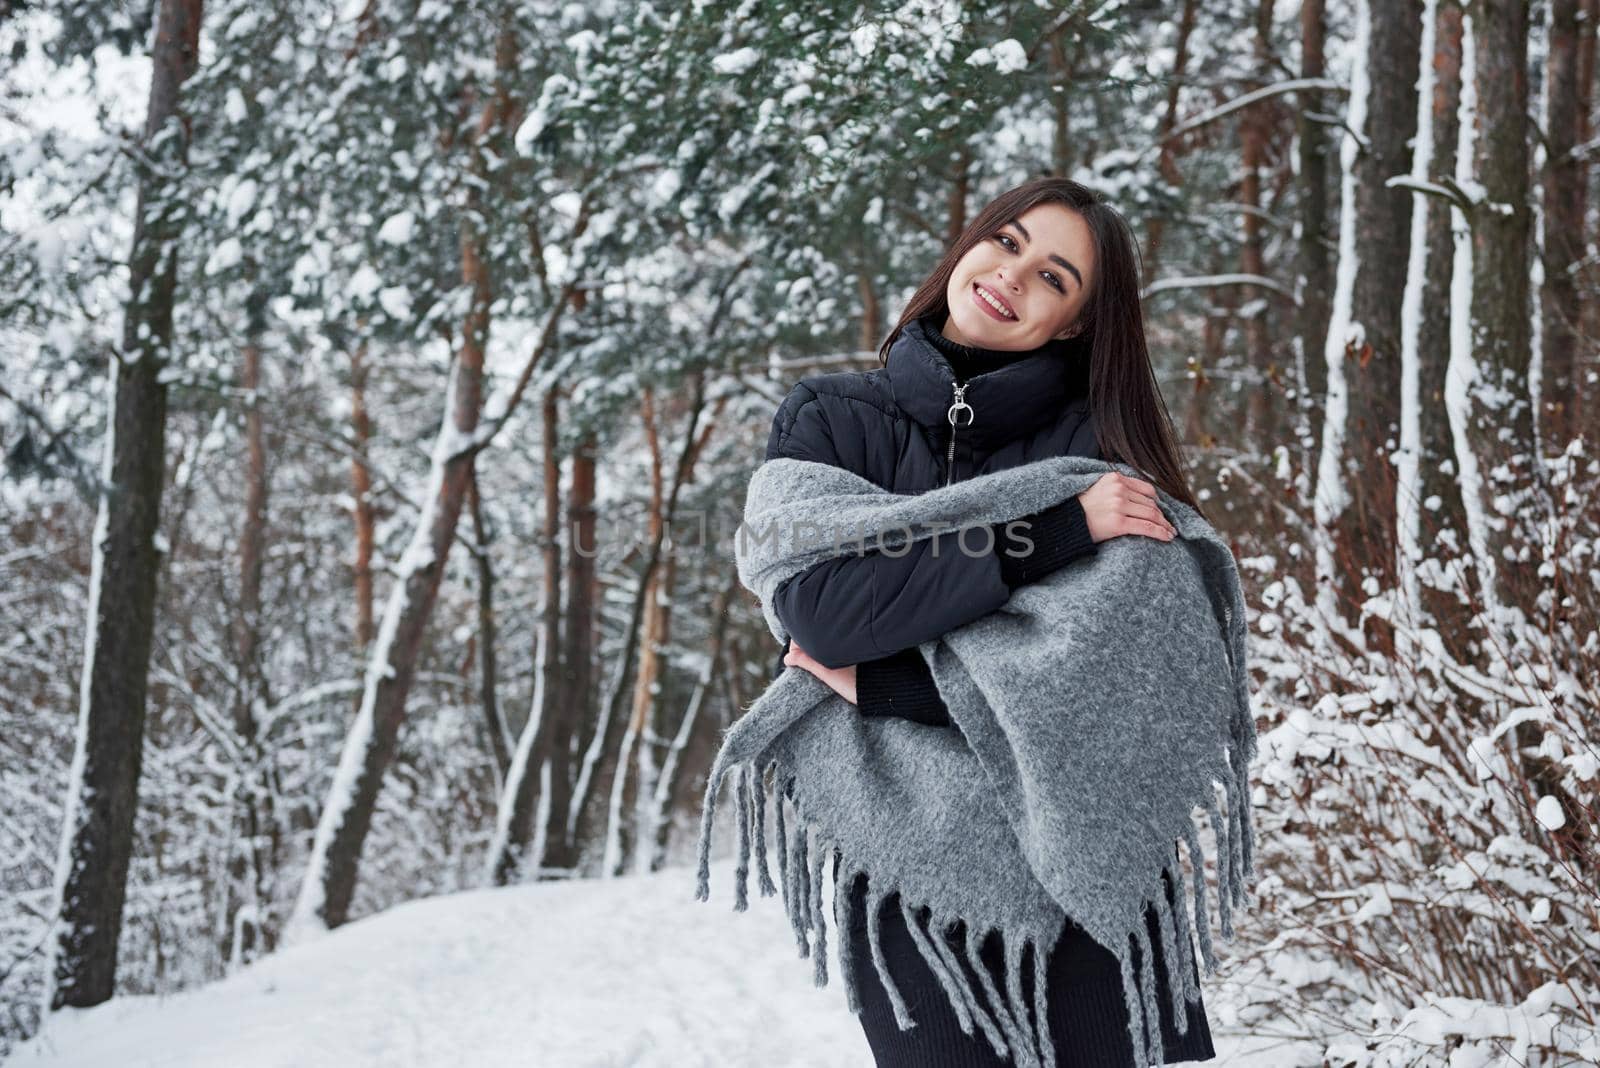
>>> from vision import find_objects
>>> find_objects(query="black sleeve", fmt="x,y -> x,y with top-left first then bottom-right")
993,492 -> 1098,590
772,635 -> 950,727
762,382 -> 1012,670
856,647 -> 950,726
852,494 -> 1094,727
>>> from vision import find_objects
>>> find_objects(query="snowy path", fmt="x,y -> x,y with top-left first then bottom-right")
13,858 -> 1270,1066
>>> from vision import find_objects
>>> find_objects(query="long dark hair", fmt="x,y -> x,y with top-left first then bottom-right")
878,176 -> 1202,516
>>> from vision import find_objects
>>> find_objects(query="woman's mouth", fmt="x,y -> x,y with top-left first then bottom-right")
971,281 -> 1017,321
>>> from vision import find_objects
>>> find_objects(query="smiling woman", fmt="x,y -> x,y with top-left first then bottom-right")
751,176 -> 1221,1067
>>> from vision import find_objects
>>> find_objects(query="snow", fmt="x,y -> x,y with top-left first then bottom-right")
12,858 -> 1266,1067
378,285 -> 413,321
484,619 -> 550,882
15,861 -> 865,1067
346,263 -> 382,303
224,178 -> 259,227
205,237 -> 243,276
850,24 -> 880,59
224,88 -> 248,124
1533,795 -> 1565,830
1386,983 -> 1578,1063
711,48 -> 761,76
377,210 -> 415,245
963,39 -> 1028,74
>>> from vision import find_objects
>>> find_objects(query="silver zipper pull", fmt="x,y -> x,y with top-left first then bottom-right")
946,380 -> 973,487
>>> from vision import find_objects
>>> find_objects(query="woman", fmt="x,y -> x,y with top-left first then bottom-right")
762,176 -> 1217,1066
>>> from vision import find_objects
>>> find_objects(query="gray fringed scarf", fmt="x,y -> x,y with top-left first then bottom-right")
694,455 -> 1259,1068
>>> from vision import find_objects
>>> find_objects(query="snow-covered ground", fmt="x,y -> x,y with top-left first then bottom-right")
11,858 -> 1279,1067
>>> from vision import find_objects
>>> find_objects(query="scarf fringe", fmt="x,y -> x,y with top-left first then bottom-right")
896,898 -> 978,1040
695,745 -> 1258,1068
926,910 -> 1011,1058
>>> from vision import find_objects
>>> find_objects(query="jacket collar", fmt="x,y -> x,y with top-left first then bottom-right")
884,315 -> 1087,451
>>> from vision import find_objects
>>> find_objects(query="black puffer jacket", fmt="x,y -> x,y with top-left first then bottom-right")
763,313 -> 1102,724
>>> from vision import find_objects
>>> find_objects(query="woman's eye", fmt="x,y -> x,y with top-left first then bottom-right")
996,232 -> 1063,292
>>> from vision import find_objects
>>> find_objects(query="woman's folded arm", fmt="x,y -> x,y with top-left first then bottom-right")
852,499 -> 1099,723
761,378 -> 1099,715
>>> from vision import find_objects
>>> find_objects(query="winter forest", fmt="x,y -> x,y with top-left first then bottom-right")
1,0 -> 1597,1064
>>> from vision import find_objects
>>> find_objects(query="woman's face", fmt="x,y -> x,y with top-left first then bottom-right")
941,202 -> 1096,352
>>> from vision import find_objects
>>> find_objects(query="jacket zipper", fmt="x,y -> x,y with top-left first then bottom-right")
945,379 -> 973,487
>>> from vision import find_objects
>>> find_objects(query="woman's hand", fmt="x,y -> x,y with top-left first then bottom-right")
1078,472 -> 1177,544
784,640 -> 857,705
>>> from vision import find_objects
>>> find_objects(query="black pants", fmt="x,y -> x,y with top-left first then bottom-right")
844,859 -> 1216,1067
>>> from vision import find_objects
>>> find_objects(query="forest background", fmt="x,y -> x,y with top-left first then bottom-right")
2,0 -> 1597,1063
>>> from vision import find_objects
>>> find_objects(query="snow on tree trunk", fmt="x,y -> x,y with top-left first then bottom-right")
1322,0 -> 1423,651
1312,0 -> 1372,651
1447,0 -> 1543,639
613,388 -> 669,877
1294,0 -> 1334,500
1400,1 -> 1482,672
486,624 -> 549,886
39,0 -> 204,1017
285,354 -> 482,941
1396,0 -> 1444,663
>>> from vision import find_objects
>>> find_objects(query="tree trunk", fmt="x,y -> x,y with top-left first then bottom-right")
42,0 -> 204,1013
468,471 -> 510,779
1580,0 -> 1600,391
575,373 -> 717,874
487,387 -> 567,884
1458,0 -> 1539,619
1241,0 -> 1280,452
619,384 -> 727,873
613,387 -> 668,876
1048,29 -> 1073,177
546,429 -> 596,875
1458,0 -> 1575,857
222,324 -> 279,970
1294,0 -> 1333,500
285,19 -> 516,938
648,569 -> 742,872
1410,0 -> 1478,668
1540,0 -> 1586,448
1142,0 -> 1197,279
945,148 -> 969,249
1323,0 -> 1423,651
350,339 -> 376,652
858,266 -> 881,354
